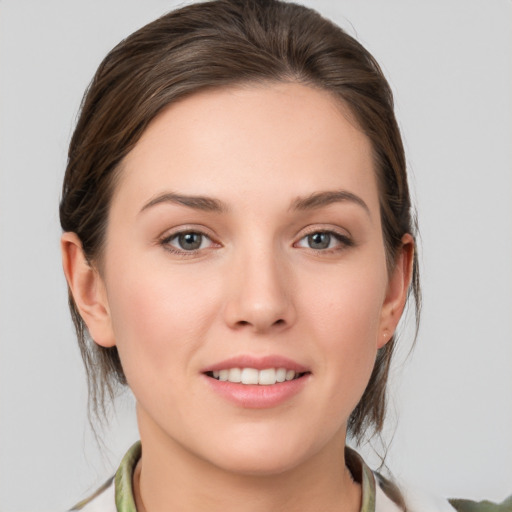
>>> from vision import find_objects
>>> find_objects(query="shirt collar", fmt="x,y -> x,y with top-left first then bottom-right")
114,442 -> 377,512
114,441 -> 140,512
346,446 -> 377,512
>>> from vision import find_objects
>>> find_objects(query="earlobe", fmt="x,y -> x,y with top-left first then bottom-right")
378,234 -> 415,349
61,232 -> 116,348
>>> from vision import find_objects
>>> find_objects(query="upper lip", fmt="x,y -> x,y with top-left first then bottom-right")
202,355 -> 310,374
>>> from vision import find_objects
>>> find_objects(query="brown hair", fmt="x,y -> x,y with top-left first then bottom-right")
60,0 -> 420,443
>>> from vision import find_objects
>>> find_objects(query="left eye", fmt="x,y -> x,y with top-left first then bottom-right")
296,231 -> 349,250
165,231 -> 213,251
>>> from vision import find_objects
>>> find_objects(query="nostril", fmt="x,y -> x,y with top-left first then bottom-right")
234,318 -> 286,329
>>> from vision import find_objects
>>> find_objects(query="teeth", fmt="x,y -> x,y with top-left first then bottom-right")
228,367 -> 241,383
241,368 -> 259,385
276,368 -> 286,382
210,367 -> 302,385
258,368 -> 276,385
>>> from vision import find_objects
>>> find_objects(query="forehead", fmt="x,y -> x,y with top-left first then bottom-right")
114,82 -> 378,214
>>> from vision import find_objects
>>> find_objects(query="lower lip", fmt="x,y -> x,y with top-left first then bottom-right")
204,375 -> 310,409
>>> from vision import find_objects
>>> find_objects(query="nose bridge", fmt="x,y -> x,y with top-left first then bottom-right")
223,237 -> 295,332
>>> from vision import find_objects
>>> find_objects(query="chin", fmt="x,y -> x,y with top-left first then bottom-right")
210,448 -> 306,477
198,427 -> 323,477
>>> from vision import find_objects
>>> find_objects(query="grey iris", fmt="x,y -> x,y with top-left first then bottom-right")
179,232 -> 202,250
308,232 -> 331,249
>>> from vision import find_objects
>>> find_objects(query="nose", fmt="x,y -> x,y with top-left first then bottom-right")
223,247 -> 296,334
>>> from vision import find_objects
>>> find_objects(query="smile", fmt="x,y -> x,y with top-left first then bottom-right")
206,368 -> 306,385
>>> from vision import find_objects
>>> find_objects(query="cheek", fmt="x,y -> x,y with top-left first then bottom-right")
104,261 -> 220,383
299,262 -> 387,390
303,265 -> 386,343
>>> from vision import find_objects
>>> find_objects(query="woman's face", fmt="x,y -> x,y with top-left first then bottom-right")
84,83 -> 408,475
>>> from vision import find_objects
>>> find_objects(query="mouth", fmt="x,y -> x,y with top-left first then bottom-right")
202,357 -> 311,407
205,367 -> 310,385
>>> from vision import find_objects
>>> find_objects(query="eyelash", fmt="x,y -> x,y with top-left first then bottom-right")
159,230 -> 217,256
158,228 -> 353,256
294,229 -> 354,253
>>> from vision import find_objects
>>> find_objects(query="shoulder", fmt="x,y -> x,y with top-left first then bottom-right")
449,496 -> 512,512
69,477 -> 115,512
69,441 -> 141,512
375,474 -> 456,512
376,474 -> 512,512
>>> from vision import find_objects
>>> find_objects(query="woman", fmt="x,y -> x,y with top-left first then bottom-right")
58,1 -> 503,511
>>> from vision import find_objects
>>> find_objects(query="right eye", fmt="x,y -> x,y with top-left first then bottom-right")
161,231 -> 215,253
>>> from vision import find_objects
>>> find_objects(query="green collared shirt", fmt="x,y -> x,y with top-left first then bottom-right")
71,442 -> 511,512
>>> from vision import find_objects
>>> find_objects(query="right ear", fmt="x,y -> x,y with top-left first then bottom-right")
61,232 -> 116,348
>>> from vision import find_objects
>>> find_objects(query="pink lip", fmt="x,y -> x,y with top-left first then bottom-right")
204,375 -> 310,409
201,355 -> 309,373
201,355 -> 311,409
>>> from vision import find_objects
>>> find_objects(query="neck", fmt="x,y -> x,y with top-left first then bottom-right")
134,415 -> 361,512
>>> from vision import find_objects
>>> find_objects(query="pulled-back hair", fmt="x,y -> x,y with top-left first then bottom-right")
60,0 -> 420,443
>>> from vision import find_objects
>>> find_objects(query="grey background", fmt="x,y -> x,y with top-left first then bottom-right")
1,1 -> 511,510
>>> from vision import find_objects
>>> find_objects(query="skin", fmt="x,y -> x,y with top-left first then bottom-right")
62,82 -> 413,512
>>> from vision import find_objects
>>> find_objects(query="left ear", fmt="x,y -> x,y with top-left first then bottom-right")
378,234 -> 415,348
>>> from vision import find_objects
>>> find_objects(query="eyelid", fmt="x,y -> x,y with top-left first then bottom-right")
293,225 -> 354,251
158,225 -> 221,255
295,224 -> 352,240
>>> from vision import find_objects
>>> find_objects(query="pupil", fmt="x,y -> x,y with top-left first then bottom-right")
179,232 -> 202,250
308,232 -> 330,249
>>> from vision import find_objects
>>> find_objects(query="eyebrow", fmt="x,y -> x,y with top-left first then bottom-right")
140,189 -> 370,216
140,192 -> 228,214
291,190 -> 370,216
